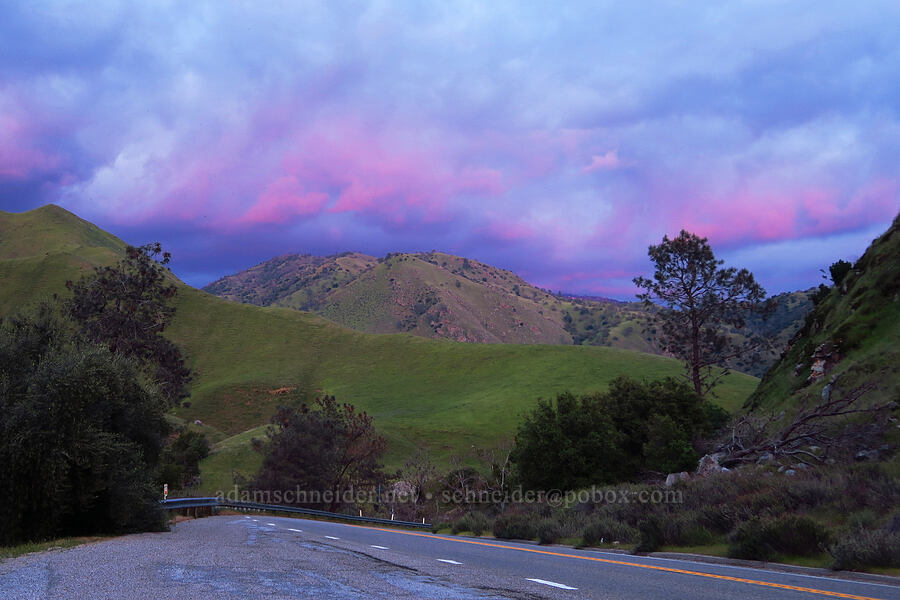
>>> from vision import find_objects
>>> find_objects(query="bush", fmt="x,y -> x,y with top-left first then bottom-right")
453,512 -> 491,536
493,513 -> 537,540
582,518 -> 639,546
537,519 -> 563,545
830,529 -> 900,571
635,514 -> 666,553
431,520 -> 451,534
728,515 -> 832,560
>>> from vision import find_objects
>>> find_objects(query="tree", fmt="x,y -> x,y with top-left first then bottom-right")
66,243 -> 190,404
0,301 -> 168,545
510,377 -> 728,489
158,430 -> 211,490
511,392 -> 626,490
252,396 -> 386,512
633,230 -> 769,397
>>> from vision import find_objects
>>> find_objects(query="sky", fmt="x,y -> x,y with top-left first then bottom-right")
1,1 -> 898,298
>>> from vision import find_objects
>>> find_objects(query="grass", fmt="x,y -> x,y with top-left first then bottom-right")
746,214 -> 899,414
0,536 -> 109,560
0,205 -> 759,495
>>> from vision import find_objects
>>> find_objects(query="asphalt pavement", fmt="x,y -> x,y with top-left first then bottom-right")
1,514 -> 898,599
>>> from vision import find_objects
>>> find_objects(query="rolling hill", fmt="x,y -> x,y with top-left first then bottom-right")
204,249 -> 814,377
0,205 -> 760,494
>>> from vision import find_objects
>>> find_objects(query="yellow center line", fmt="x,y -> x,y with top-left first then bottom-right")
338,523 -> 886,600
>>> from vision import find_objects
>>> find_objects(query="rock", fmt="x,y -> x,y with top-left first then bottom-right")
784,469 -> 797,476
793,363 -> 805,376
695,454 -> 723,476
807,341 -> 841,383
756,452 -> 774,464
777,465 -> 785,472
808,446 -> 821,453
821,383 -> 833,401
665,472 -> 690,487
792,463 -> 809,471
193,419 -> 203,425
854,449 -> 879,462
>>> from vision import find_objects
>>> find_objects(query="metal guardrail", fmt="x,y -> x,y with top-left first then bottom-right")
161,497 -> 431,529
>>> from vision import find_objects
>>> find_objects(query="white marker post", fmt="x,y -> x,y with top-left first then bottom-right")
163,483 -> 168,500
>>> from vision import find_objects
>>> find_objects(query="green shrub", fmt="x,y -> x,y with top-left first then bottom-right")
830,529 -> 900,571
582,518 -> 639,546
452,512 -> 491,536
845,510 -> 879,531
493,513 -> 537,540
430,520 -> 451,534
635,514 -> 666,552
537,519 -> 563,545
728,515 -> 832,560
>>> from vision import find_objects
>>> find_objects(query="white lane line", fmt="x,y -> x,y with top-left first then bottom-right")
266,522 -> 277,526
527,578 -> 577,590
370,545 -> 389,550
437,559 -> 462,565
287,528 -> 302,532
325,535 -> 340,540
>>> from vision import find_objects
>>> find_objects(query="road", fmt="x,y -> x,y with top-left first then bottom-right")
1,515 -> 897,599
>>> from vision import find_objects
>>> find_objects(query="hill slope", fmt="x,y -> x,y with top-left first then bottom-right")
0,205 -> 759,492
205,250 -> 814,376
746,215 -> 900,420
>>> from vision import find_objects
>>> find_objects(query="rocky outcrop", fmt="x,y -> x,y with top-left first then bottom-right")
807,341 -> 840,383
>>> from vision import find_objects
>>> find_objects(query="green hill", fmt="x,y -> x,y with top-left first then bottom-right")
746,214 -> 900,416
0,205 -> 759,494
205,249 -> 813,377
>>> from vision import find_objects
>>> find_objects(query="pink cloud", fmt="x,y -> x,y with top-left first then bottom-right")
240,176 -> 330,224
656,179 -> 898,249
0,114 -> 62,179
482,220 -> 537,242
583,150 -> 627,173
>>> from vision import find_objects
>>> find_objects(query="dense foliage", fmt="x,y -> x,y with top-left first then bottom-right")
0,243 -> 191,545
67,243 -> 191,404
0,303 -> 168,545
157,430 -> 211,491
510,376 -> 727,490
634,230 -> 769,396
252,396 -> 387,511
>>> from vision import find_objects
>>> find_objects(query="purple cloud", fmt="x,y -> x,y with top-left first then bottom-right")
0,2 -> 897,297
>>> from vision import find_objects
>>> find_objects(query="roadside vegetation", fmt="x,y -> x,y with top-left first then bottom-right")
0,243 -> 197,545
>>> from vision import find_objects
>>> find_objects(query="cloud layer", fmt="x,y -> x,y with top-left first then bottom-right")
0,1 -> 897,296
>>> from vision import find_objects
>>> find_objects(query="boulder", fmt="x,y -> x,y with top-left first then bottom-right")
696,454 -> 723,476
664,471 -> 690,487
756,452 -> 774,464
854,449 -> 879,462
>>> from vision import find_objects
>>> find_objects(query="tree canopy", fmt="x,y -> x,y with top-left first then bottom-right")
0,302 -> 168,544
252,396 -> 386,511
510,376 -> 728,490
66,243 -> 191,404
633,230 -> 769,396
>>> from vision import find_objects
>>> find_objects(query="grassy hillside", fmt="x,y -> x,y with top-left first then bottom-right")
1,205 -> 759,495
205,249 -> 813,376
0,206 -> 126,314
746,214 -> 900,415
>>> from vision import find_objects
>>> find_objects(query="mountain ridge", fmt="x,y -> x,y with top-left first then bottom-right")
204,248 -> 814,376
